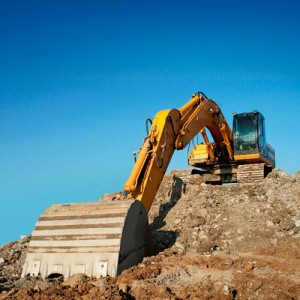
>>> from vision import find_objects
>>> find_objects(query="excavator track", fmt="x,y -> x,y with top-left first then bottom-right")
237,163 -> 266,182
22,199 -> 152,279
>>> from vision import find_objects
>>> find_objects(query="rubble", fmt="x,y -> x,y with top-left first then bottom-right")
1,169 -> 300,299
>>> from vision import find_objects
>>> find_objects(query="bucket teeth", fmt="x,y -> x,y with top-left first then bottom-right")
22,199 -> 153,279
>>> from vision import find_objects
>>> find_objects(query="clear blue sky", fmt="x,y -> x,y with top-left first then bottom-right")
1,0 -> 299,246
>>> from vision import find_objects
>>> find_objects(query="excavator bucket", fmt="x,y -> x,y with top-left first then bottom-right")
22,199 -> 153,279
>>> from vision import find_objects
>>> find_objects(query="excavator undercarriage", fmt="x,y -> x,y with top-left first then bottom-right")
189,162 -> 272,183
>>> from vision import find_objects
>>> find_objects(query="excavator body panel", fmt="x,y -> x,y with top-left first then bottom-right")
188,144 -> 209,164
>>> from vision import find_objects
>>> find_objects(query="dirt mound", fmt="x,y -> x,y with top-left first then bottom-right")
1,169 -> 300,299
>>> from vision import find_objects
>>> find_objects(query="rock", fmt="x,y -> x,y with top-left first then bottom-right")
62,274 -> 87,288
223,284 -> 230,295
174,241 -> 185,251
279,220 -> 295,231
294,219 -> 300,227
174,218 -> 181,225
243,262 -> 254,272
118,283 -> 128,293
272,216 -> 282,224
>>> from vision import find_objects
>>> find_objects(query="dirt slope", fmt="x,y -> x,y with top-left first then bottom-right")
1,169 -> 300,299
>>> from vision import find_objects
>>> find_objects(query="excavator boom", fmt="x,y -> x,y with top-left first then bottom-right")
124,92 -> 233,211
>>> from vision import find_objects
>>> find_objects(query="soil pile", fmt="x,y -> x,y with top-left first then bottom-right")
1,169 -> 300,299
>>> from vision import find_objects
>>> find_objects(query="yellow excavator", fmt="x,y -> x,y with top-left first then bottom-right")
22,92 -> 275,279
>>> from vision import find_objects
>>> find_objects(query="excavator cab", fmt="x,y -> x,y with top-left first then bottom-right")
233,111 -> 258,153
232,111 -> 275,167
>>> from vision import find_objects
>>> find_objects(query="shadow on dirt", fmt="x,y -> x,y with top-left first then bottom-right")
149,175 -> 184,253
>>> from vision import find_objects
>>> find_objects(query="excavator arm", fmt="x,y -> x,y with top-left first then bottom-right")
124,92 -> 234,212
124,109 -> 181,212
